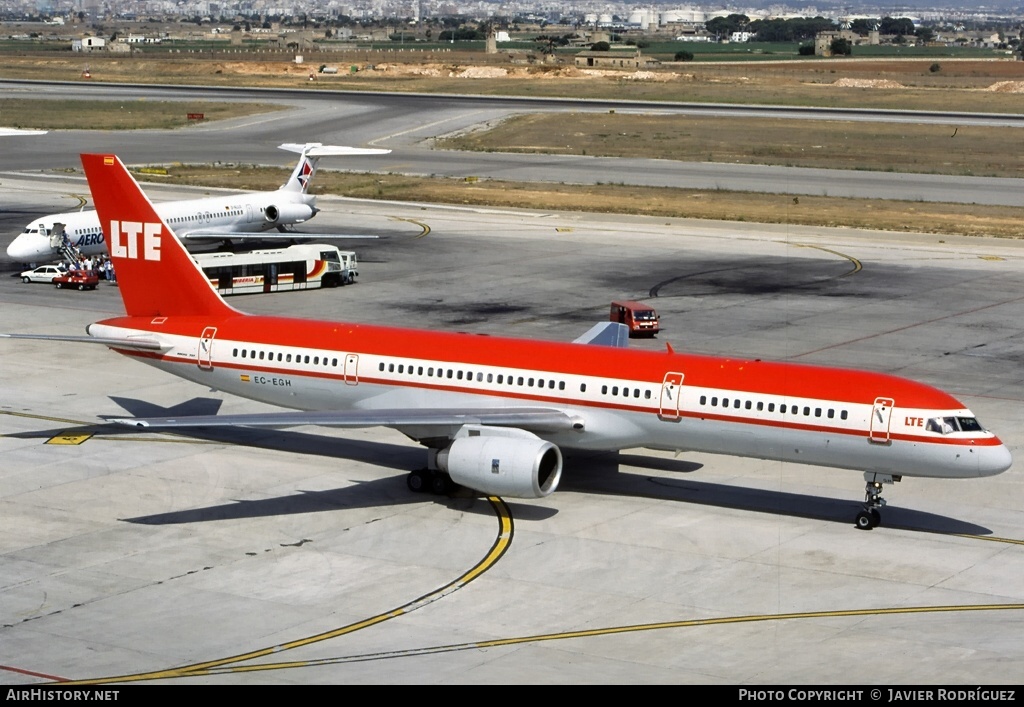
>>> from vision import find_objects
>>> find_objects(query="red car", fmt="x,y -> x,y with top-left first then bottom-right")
53,270 -> 100,291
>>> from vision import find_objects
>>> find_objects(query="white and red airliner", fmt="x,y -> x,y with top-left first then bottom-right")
5,154 -> 1012,529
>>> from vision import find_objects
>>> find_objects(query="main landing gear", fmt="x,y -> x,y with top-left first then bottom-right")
407,468 -> 455,496
855,472 -> 901,530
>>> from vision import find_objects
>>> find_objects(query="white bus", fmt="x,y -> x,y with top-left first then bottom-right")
194,244 -> 357,295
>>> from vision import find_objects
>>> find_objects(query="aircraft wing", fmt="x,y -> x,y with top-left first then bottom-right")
179,231 -> 378,241
110,407 -> 582,434
572,321 -> 630,347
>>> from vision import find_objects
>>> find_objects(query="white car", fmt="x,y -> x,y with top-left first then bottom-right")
20,264 -> 67,284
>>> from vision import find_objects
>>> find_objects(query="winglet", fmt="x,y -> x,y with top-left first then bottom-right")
80,154 -> 237,320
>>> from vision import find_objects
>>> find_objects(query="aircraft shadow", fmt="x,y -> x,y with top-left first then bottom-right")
560,451 -> 993,536
13,397 -> 991,533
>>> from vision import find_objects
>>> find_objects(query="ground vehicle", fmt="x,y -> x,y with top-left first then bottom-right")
53,270 -> 100,290
610,300 -> 660,337
193,244 -> 356,295
20,264 -> 67,283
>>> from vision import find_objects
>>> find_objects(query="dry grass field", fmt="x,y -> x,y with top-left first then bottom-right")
143,164 -> 1024,239
438,112 -> 1024,178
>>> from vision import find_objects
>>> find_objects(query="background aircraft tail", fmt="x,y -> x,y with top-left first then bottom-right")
277,143 -> 391,194
80,154 -> 237,320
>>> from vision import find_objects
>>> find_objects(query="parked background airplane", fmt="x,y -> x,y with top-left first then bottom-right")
1,154 -> 1011,530
5,142 -> 389,264
0,128 -> 47,136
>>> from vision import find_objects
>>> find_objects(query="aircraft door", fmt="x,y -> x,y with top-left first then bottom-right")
869,397 -> 894,444
344,354 -> 359,385
658,371 -> 685,421
198,327 -> 217,370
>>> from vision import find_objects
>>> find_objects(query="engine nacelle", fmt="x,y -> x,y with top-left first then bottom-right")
264,203 -> 316,224
436,433 -> 562,499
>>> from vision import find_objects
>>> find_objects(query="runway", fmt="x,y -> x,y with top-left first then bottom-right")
1,177 -> 1023,684
2,80 -> 1024,206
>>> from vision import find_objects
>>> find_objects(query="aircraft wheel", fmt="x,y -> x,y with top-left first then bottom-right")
431,473 -> 451,495
870,509 -> 882,527
855,510 -> 876,530
407,469 -> 430,493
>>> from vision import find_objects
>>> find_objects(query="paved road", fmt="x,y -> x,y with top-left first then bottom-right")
2,80 -> 1023,207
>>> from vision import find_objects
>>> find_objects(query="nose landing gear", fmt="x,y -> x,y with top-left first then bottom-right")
856,472 -> 901,530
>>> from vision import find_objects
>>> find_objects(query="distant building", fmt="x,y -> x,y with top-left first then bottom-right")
71,36 -> 105,52
574,48 -> 652,69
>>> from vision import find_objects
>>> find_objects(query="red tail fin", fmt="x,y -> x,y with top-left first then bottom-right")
81,154 -> 236,319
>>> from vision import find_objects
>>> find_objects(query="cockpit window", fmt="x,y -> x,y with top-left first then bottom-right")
925,416 -> 984,434
957,417 -> 983,432
926,417 -> 959,434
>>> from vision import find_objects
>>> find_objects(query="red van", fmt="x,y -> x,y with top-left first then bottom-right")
610,301 -> 660,337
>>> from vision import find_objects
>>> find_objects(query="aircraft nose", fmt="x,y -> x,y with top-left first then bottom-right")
6,235 -> 47,263
978,441 -> 1012,477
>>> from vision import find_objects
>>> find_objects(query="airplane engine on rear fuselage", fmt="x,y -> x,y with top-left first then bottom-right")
264,203 -> 316,224
435,427 -> 563,498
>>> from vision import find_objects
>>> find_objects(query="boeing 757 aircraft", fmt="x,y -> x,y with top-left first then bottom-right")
2,154 -> 1012,530
6,143 -> 389,264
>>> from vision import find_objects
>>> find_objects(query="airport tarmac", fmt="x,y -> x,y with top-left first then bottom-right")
1,176 -> 1023,685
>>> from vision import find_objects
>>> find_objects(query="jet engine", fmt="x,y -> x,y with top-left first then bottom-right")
435,431 -> 563,499
264,203 -> 316,224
